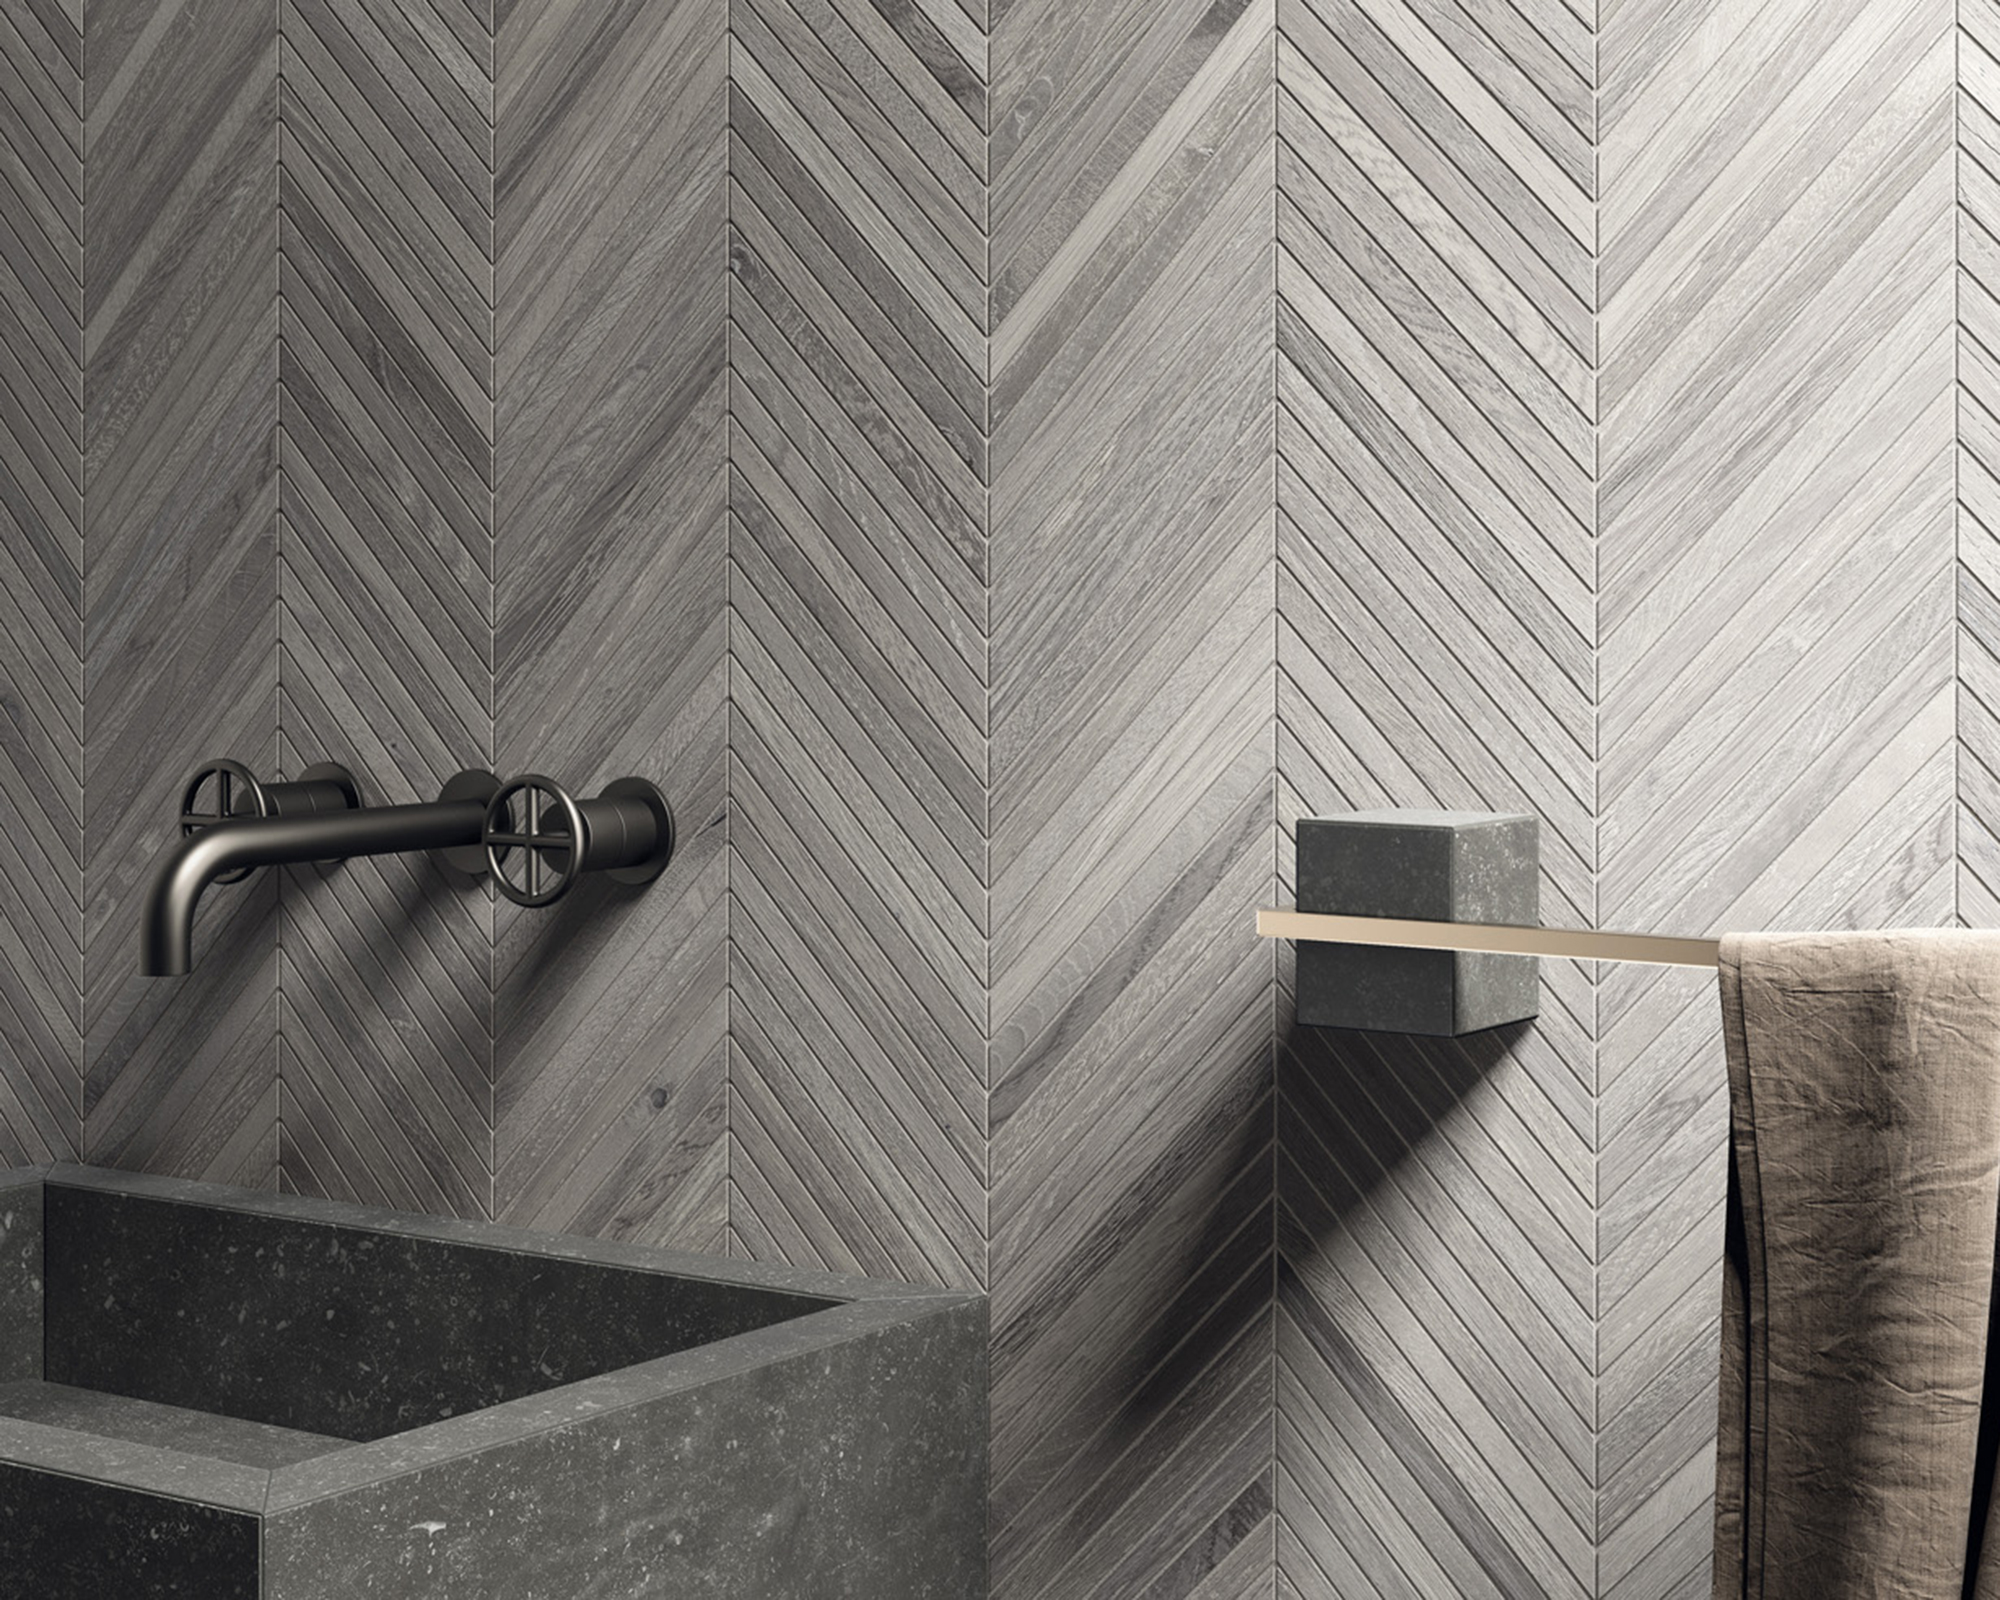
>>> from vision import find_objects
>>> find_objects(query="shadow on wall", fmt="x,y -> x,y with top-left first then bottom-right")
991,1031 -> 1276,1587
1114,1054 -> 1273,1430
499,871 -> 647,1004
1048,1017 -> 1516,1481
1280,1018 -> 1527,1227
1275,1018 -> 1567,1594
282,848 -> 470,1000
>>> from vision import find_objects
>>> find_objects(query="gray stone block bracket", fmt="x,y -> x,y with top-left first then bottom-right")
1292,810 -> 1542,1037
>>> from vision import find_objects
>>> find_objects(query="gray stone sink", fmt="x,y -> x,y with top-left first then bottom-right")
0,1165 -> 985,1598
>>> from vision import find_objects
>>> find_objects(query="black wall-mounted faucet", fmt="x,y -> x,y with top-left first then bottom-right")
139,762 -> 674,976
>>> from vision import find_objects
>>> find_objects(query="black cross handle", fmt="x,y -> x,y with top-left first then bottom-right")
178,760 -> 363,885
481,775 -> 674,908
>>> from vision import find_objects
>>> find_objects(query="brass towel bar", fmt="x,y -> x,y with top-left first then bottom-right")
1256,910 -> 1722,969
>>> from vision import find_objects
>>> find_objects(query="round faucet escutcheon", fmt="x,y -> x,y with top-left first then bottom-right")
178,760 -> 364,883
480,775 -> 675,907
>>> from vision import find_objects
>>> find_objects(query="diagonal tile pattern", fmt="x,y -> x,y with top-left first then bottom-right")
50,0 -> 732,1249
1965,1 -> 2000,929
1599,3 -> 1954,1592
0,0 -> 81,1163
726,0 -> 989,1287
494,0 -> 730,1252
1275,0 -> 1597,1591
276,0 -> 496,1220
82,0 -> 280,1187
986,1 -> 1277,1594
2,4 -> 1988,1596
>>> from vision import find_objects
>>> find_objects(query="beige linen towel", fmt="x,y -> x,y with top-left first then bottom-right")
1716,931 -> 2000,1599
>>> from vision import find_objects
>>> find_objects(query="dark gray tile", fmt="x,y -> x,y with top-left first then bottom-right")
727,0 -> 990,1300
276,0 -> 496,1225
493,0 -> 730,1253
81,0 -> 279,1186
0,0 -> 82,1169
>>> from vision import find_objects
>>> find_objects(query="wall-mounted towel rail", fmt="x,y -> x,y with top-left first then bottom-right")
1257,909 -> 1721,969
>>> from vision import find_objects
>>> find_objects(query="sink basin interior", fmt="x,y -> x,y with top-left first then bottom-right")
28,1182 -> 838,1447
0,1167 -> 987,1599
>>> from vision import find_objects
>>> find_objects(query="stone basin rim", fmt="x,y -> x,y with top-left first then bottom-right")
0,1165 -> 980,1518
27,1163 -> 963,1304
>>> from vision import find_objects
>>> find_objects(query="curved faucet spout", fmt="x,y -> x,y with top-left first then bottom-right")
141,801 -> 490,976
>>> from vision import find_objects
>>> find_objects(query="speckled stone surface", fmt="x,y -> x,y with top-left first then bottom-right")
0,1380 -> 344,1469
262,1296 -> 989,1598
0,1411 -> 270,1511
1296,810 -> 1541,1035
45,1182 -> 836,1440
0,1166 -> 988,1599
0,1460 -> 258,1599
0,1174 -> 43,1384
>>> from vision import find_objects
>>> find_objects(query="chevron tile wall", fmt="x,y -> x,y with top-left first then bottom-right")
82,0 -> 279,1186
986,0 -> 1276,1594
1966,2 -> 2000,923
0,0 -> 80,1164
276,0 -> 495,1219
1597,4 -> 1955,1594
726,0 -> 990,1289
42,0 -> 728,1242
2,2 -> 1993,1597
1275,0 -> 1597,1591
727,0 -> 1282,1589
494,0 -> 730,1252
1277,0 -> 1960,1595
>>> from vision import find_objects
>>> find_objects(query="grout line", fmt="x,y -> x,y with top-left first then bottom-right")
976,18 -> 992,1584
980,12 -> 991,1304
726,9 -> 738,1260
981,13 -> 993,1576
1588,6 -> 1602,1584
274,0 -> 285,1196
1270,9 -> 1282,1584
487,9 -> 497,1228
76,1 -> 87,1160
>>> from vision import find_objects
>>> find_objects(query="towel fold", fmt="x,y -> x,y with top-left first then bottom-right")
1716,931 -> 2000,1599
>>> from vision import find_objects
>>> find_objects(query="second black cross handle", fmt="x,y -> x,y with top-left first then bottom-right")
480,774 -> 676,907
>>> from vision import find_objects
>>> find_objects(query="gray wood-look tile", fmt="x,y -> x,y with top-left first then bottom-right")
726,0 -> 989,1292
985,4 -> 1274,1598
0,0 -> 80,1163
7,2 -> 1995,1597
1965,6 -> 2000,930
1277,0 -> 1597,1595
276,0 -> 495,1222
1598,4 -> 1954,1594
494,0 -> 729,1252
81,0 -> 278,1187
1273,0 -> 1973,1592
